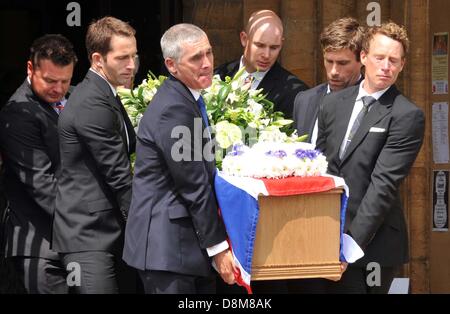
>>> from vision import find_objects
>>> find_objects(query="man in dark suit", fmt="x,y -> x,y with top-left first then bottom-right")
123,23 -> 236,294
293,17 -> 365,145
316,22 -> 425,294
52,17 -> 137,294
0,34 -> 77,293
215,10 -> 308,119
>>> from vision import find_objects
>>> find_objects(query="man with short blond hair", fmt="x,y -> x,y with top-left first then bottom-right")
316,22 -> 424,294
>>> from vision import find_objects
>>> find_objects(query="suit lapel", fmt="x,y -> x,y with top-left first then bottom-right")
168,76 -> 208,131
86,71 -> 135,155
168,76 -> 215,174
169,76 -> 200,115
306,84 -> 327,137
334,87 -> 359,154
113,94 -> 137,154
228,60 -> 241,79
340,86 -> 397,163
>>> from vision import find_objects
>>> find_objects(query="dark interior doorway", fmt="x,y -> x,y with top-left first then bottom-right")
0,0 -> 182,107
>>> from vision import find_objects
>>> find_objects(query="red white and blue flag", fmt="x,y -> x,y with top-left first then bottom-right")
214,172 -> 349,294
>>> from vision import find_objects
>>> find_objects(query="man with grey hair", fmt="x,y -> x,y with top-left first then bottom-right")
123,23 -> 237,294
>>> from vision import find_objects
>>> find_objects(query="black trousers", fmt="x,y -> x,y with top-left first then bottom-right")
61,251 -> 137,294
138,270 -> 216,294
12,256 -> 68,294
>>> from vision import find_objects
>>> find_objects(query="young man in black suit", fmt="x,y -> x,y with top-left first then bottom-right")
293,17 -> 365,146
0,34 -> 77,293
215,9 -> 308,119
316,22 -> 425,293
52,17 -> 137,294
123,23 -> 236,294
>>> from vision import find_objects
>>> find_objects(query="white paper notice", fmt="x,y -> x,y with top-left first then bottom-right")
432,102 -> 449,164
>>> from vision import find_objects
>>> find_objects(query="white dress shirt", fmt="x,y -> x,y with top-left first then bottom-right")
239,57 -> 269,90
338,80 -> 390,158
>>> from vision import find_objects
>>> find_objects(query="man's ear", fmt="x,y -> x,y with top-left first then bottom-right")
165,58 -> 177,75
92,52 -> 103,69
27,61 -> 33,78
360,50 -> 367,67
240,31 -> 248,48
399,58 -> 406,73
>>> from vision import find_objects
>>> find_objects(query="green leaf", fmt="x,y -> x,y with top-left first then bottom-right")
232,66 -> 247,81
296,134 -> 309,142
217,84 -> 231,103
272,119 -> 294,127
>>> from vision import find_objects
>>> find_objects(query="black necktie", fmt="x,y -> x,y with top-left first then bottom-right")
341,96 -> 376,159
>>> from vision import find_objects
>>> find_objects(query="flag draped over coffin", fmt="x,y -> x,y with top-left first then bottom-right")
214,172 -> 348,294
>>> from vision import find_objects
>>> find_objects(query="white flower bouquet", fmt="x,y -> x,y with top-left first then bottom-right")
203,67 -> 306,151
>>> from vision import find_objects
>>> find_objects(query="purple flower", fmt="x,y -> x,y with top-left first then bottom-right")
228,144 -> 246,156
295,149 -> 320,159
265,150 -> 287,158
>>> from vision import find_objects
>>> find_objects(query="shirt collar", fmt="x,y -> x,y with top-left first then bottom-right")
327,74 -> 363,95
356,79 -> 390,102
89,68 -> 117,96
187,87 -> 201,101
239,56 -> 269,81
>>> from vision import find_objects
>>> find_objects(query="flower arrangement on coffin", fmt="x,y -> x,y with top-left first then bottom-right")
203,68 -> 327,177
203,67 -> 305,150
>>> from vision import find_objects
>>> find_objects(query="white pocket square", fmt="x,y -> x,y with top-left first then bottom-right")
369,127 -> 386,133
